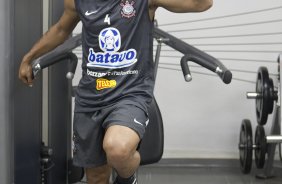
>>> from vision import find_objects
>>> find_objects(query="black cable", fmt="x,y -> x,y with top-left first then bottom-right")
158,66 -> 255,84
191,42 -> 282,46
160,6 -> 282,26
179,32 -> 282,40
166,19 -> 282,33
229,69 -> 278,77
157,55 -> 181,58
153,42 -> 282,48
199,50 -> 282,53
159,63 -> 277,76
154,56 -> 277,64
158,56 -> 277,63
42,162 -> 55,172
231,78 -> 256,84
155,48 -> 282,53
216,58 -> 277,63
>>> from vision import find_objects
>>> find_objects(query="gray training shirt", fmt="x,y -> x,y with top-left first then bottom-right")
74,0 -> 155,112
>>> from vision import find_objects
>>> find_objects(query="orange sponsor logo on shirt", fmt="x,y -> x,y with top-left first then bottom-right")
96,78 -> 117,90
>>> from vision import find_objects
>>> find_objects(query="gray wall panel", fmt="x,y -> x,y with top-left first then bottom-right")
0,0 -> 11,183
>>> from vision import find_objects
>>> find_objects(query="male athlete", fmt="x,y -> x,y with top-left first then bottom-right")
19,0 -> 213,183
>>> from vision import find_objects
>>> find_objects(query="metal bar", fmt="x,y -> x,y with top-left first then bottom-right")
266,136 -> 282,143
153,27 -> 232,84
32,34 -> 81,76
154,38 -> 169,80
154,41 -> 162,80
246,92 -> 262,99
47,1 -> 70,183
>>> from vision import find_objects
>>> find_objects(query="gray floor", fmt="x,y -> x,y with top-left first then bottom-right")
77,159 -> 282,184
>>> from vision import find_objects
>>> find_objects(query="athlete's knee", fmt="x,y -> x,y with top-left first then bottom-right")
103,137 -> 133,164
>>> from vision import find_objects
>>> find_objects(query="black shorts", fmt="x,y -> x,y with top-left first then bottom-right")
72,103 -> 149,168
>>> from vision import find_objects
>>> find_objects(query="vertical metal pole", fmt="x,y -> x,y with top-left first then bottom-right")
153,38 -> 170,80
154,40 -> 162,80
42,0 -> 50,147
47,1 -> 72,183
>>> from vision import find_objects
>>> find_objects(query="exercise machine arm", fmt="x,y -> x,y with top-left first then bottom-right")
154,27 -> 232,84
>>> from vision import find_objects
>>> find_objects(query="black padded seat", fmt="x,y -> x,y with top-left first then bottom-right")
139,97 -> 164,165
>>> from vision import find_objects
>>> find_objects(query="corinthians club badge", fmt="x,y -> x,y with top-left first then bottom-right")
120,0 -> 136,18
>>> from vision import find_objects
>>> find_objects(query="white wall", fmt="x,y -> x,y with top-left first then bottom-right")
73,0 -> 282,159
154,0 -> 282,158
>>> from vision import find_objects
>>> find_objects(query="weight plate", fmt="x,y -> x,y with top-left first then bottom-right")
239,119 -> 253,174
255,125 -> 267,169
267,78 -> 274,114
256,67 -> 270,125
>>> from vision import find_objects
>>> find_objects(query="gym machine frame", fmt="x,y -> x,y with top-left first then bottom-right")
33,28 -> 232,84
32,27 -> 232,183
239,54 -> 282,178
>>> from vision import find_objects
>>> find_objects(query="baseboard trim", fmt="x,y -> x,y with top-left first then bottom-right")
141,158 -> 282,169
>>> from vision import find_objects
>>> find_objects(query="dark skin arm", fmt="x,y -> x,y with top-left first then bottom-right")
18,0 -> 80,86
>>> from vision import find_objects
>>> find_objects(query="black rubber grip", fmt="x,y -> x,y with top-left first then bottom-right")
221,70 -> 232,84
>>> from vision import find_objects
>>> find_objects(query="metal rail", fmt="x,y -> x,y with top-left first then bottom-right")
32,34 -> 81,78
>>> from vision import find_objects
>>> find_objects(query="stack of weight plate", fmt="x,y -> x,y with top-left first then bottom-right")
238,66 -> 278,174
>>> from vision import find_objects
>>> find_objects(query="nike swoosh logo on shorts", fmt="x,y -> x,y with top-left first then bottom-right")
134,118 -> 149,127
85,10 -> 98,16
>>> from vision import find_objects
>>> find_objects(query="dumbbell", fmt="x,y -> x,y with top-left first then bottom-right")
239,119 -> 282,174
